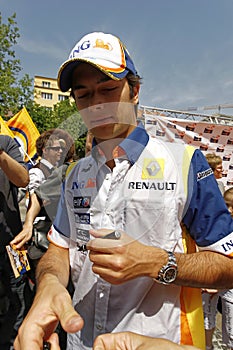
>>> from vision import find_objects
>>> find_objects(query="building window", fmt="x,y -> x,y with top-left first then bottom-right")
41,92 -> 52,100
42,81 -> 51,88
58,94 -> 68,101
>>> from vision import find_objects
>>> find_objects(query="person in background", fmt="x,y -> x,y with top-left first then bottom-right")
224,187 -> 233,216
12,130 -> 64,243
11,131 -> 63,286
14,31 -> 233,350
205,153 -> 224,195
28,130 -> 63,193
202,187 -> 233,350
11,129 -> 75,251
51,128 -> 77,165
0,135 -> 30,350
202,152 -> 228,350
11,129 -> 75,350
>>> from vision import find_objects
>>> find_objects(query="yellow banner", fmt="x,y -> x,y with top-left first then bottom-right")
0,115 -> 15,137
6,107 -> 40,162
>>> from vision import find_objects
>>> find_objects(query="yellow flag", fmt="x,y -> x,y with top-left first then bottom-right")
0,115 -> 15,138
6,107 -> 40,162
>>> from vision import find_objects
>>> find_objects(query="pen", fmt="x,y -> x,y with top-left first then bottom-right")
78,230 -> 121,252
43,341 -> 51,350
102,230 -> 121,239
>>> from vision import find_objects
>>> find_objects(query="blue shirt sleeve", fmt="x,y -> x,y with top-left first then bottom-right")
53,180 -> 71,238
183,149 -> 233,247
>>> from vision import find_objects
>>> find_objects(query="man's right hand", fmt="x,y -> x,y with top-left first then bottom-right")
93,332 -> 200,350
10,223 -> 34,249
14,274 -> 84,350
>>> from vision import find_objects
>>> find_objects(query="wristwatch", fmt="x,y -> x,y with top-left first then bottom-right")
155,250 -> 178,285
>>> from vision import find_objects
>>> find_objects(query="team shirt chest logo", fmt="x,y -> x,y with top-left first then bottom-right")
142,158 -> 164,179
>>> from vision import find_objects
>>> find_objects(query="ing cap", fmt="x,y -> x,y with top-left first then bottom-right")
57,32 -> 138,92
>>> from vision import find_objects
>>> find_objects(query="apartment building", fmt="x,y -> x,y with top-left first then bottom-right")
34,75 -> 70,109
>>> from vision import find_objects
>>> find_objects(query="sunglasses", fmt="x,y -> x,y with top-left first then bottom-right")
47,146 -> 63,152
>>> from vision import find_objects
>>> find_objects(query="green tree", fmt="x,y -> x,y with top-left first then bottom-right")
28,99 -> 88,158
53,99 -> 87,158
27,103 -> 54,133
0,13 -> 33,116
0,12 -> 88,156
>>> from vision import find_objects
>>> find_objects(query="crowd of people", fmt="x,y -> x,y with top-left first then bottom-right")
202,153 -> 233,350
1,31 -> 233,350
0,135 -> 31,350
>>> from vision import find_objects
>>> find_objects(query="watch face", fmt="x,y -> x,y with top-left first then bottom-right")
163,267 -> 177,283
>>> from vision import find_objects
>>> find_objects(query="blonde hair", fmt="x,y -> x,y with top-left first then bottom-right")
205,153 -> 222,171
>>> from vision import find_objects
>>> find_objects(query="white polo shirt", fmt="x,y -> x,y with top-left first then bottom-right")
49,125 -> 233,350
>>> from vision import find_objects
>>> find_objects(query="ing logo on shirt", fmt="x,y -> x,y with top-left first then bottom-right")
72,178 -> 96,189
141,158 -> 164,179
85,178 -> 96,188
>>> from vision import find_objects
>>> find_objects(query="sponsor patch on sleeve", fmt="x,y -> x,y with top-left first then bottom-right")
198,231 -> 233,256
197,168 -> 213,181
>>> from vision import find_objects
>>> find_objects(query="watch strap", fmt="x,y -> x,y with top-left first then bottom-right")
154,250 -> 178,285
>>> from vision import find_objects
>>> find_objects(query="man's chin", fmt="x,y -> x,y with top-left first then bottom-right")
90,123 -> 116,138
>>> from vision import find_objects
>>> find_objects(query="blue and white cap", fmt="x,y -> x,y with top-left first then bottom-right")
57,32 -> 138,92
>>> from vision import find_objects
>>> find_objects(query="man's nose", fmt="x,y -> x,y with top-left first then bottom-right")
88,103 -> 104,112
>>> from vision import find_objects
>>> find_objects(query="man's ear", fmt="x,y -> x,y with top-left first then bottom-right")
131,84 -> 140,105
42,147 -> 47,157
229,206 -> 233,216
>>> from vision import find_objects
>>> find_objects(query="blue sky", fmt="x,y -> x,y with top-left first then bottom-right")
2,0 -> 233,114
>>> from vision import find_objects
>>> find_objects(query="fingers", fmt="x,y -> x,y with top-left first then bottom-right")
87,231 -> 120,252
46,333 -> 60,350
89,228 -> 114,238
48,284 -> 84,334
88,229 -> 132,251
93,333 -> 116,349
14,303 -> 84,349
93,332 -> 200,350
14,281 -> 84,350
10,229 -> 33,249
14,324 -> 46,350
57,302 -> 84,334
93,332 -> 138,350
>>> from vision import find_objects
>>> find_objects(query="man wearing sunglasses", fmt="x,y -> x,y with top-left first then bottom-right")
29,131 -> 63,191
11,130 -> 63,277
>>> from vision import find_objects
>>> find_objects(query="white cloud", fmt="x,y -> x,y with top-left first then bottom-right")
18,36 -> 66,61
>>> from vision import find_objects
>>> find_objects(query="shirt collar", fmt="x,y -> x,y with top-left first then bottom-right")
40,158 -> 55,169
91,122 -> 149,165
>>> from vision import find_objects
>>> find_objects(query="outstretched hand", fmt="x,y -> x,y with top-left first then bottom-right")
93,332 -> 200,350
14,275 -> 84,350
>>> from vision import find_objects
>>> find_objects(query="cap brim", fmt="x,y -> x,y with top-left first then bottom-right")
57,58 -> 129,92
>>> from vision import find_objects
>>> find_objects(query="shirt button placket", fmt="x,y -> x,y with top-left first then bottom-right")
94,281 -> 110,338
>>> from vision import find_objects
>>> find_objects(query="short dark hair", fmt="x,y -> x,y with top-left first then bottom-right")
126,72 -> 142,98
52,128 -> 75,162
36,130 -> 59,157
